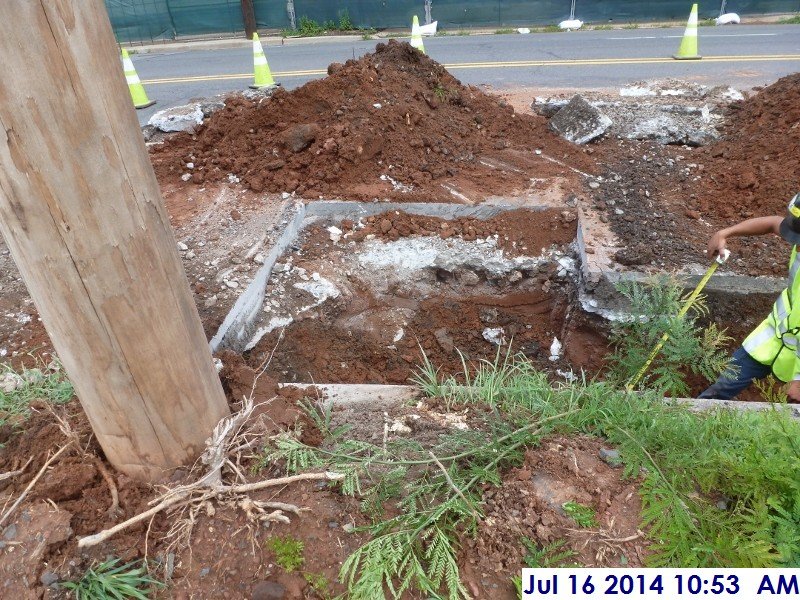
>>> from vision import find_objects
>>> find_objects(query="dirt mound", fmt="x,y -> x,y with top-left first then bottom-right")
150,40 -> 595,202
461,436 -> 647,597
697,73 -> 800,219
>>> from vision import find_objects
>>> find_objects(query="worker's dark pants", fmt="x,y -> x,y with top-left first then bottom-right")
698,346 -> 772,400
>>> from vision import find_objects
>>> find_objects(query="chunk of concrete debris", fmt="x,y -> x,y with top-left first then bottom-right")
327,225 -> 343,242
148,103 -> 204,133
482,327 -> 505,346
549,95 -> 612,145
549,337 -> 562,362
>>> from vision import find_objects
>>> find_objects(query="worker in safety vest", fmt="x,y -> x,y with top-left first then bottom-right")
701,192 -> 800,400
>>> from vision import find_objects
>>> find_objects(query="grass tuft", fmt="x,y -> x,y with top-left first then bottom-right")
60,559 -> 161,600
0,360 -> 73,430
267,535 -> 305,572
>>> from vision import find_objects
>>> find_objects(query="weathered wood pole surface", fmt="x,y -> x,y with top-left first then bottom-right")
0,0 -> 230,482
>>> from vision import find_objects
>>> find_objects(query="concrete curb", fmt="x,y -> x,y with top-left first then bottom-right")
210,201 -> 306,352
279,382 -> 800,418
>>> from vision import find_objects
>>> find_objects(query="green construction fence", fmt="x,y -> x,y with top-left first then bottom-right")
107,0 -> 800,43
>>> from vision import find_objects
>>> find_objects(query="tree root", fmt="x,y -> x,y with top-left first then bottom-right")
77,471 -> 342,548
92,457 -> 121,518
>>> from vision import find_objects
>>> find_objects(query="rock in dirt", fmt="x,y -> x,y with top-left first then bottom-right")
40,571 -> 59,586
252,580 -> 286,599
141,124 -> 157,142
282,123 -> 320,153
599,447 -> 622,467
199,100 -> 225,118
549,95 -> 612,145
148,103 -> 205,133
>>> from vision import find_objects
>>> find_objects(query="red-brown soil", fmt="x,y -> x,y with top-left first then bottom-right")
0,358 -> 360,599
463,435 -> 647,598
696,73 -> 800,220
150,40 -> 596,203
246,210 -> 607,385
345,207 -> 577,255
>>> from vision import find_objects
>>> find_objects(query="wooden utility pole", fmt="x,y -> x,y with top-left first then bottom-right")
0,1 -> 230,482
241,0 -> 257,39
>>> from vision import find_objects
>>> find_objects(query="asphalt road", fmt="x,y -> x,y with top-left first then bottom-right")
132,24 -> 800,125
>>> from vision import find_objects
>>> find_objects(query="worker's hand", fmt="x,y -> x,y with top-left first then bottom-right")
707,230 -> 728,259
786,380 -> 800,402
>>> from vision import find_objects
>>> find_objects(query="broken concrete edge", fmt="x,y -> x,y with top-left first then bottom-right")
576,212 -> 786,318
210,200 -> 556,353
279,382 -> 800,419
209,202 -> 307,352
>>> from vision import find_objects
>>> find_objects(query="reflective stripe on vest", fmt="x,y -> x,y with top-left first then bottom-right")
743,246 -> 800,380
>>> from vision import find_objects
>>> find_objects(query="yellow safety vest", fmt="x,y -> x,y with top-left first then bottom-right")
743,245 -> 800,382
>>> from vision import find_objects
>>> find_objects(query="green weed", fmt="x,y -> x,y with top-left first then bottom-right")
338,10 -> 354,31
522,538 -> 578,567
592,24 -> 613,30
608,277 -> 731,396
456,30 -> 470,36
265,308 -> 800,597
60,559 -> 161,600
299,396 -> 351,441
537,25 -> 563,33
494,28 -> 516,35
623,23 -> 640,29
778,14 -> 800,24
304,572 -> 333,598
562,501 -> 599,528
267,535 -> 305,572
433,84 -> 449,101
512,539 -> 579,593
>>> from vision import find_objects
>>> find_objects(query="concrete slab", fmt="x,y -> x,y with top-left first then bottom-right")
279,383 -> 419,408
548,95 -> 613,145
304,200 -> 550,222
210,201 -> 306,351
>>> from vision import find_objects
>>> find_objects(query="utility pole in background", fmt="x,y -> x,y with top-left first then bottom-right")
241,0 -> 257,38
0,0 -> 230,483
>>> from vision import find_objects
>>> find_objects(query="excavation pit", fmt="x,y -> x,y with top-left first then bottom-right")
230,204 -> 607,385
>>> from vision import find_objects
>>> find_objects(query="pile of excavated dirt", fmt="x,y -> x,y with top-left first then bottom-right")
696,73 -> 800,219
601,74 -> 800,280
150,40 -> 596,203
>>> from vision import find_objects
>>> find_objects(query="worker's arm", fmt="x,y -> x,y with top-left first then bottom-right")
707,216 -> 783,258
